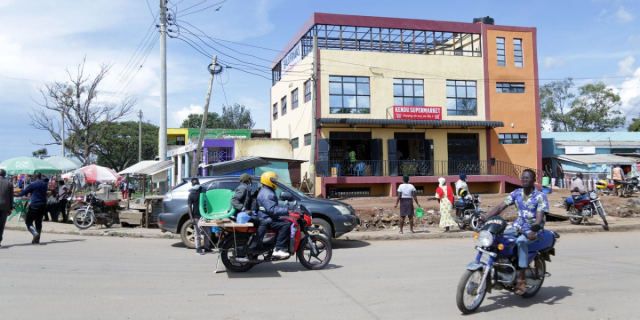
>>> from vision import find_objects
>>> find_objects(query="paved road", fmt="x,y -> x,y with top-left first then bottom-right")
1,230 -> 638,319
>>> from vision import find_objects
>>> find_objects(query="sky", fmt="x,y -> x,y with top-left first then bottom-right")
1,0 -> 640,161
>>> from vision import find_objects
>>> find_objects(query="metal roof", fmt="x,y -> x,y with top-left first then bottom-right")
554,154 -> 637,165
200,157 -> 271,176
318,118 -> 504,127
541,132 -> 640,141
556,141 -> 640,148
118,160 -> 174,175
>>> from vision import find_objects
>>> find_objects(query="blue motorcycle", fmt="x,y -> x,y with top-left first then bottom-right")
456,216 -> 560,314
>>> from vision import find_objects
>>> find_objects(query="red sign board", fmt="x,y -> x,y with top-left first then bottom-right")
393,106 -> 442,120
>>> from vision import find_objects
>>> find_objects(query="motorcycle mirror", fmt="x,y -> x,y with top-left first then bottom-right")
280,191 -> 293,201
530,224 -> 542,233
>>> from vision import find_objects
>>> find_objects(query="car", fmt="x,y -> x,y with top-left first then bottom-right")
158,176 -> 360,249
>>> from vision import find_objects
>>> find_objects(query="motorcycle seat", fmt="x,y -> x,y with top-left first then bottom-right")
527,230 -> 555,252
103,200 -> 118,206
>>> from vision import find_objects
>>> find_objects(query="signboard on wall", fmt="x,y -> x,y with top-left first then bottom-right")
393,106 -> 442,120
565,146 -> 596,155
282,42 -> 302,76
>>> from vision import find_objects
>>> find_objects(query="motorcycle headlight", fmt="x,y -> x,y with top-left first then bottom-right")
333,205 -> 351,215
477,196 -> 482,203
589,191 -> 598,199
478,230 -> 493,247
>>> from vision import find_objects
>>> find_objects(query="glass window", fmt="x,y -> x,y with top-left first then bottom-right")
514,39 -> 523,67
304,80 -> 311,102
329,76 -> 370,114
497,37 -> 505,66
499,133 -> 527,144
291,138 -> 299,149
292,88 -> 299,109
446,80 -> 477,116
304,133 -> 311,146
281,96 -> 287,116
496,82 -> 525,93
272,102 -> 278,120
393,78 -> 424,106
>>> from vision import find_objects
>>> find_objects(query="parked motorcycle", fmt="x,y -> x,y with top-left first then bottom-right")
219,203 -> 332,272
456,217 -> 560,314
454,190 -> 487,230
618,177 -> 639,198
72,191 -> 119,229
563,190 -> 608,229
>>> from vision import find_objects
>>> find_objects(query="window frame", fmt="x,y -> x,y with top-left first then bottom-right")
497,37 -> 506,67
446,80 -> 478,116
281,96 -> 287,116
304,133 -> 311,146
496,82 -> 525,93
393,78 -> 424,107
513,39 -> 523,68
329,76 -> 371,114
292,88 -> 299,109
304,80 -> 311,102
291,137 -> 299,149
272,102 -> 278,120
499,133 -> 528,144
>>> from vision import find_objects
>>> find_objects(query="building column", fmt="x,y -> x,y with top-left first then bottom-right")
177,154 -> 183,184
173,155 -> 178,186
185,152 -> 190,178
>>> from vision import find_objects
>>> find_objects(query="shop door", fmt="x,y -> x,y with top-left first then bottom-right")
447,133 -> 479,175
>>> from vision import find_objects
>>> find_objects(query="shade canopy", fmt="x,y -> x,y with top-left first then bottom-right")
77,165 -> 123,183
44,156 -> 82,171
0,157 -> 61,175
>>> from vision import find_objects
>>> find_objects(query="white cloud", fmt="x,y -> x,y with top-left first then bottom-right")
544,57 -> 566,69
599,9 -> 608,17
172,104 -> 204,128
617,55 -> 636,76
611,66 -> 640,122
616,6 -> 634,24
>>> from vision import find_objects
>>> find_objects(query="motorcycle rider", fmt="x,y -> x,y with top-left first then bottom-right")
231,173 -> 260,226
570,172 -> 586,197
612,164 -> 625,196
253,171 -> 291,258
455,173 -> 469,200
482,169 -> 549,295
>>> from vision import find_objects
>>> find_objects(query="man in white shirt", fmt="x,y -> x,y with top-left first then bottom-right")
455,173 -> 470,200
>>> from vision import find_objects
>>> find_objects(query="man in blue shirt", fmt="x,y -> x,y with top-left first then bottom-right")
17,172 -> 48,244
255,171 -> 291,259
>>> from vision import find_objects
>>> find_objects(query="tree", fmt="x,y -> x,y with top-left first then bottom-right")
628,114 -> 640,132
220,103 -> 255,129
32,148 -> 48,157
180,112 -> 222,128
29,58 -> 138,165
540,79 -> 624,132
93,121 -> 159,171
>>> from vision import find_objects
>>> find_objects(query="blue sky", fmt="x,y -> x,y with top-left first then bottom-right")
1,0 -> 639,161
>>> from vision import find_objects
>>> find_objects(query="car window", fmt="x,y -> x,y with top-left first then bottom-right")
218,182 -> 240,191
203,181 -> 216,191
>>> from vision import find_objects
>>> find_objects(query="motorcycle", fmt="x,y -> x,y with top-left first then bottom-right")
618,177 -> 639,198
563,190 -> 608,229
595,179 -> 617,196
456,217 -> 560,314
218,203 -> 332,272
454,191 -> 487,230
72,191 -> 120,229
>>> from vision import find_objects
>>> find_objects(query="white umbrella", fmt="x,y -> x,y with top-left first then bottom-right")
44,156 -> 81,171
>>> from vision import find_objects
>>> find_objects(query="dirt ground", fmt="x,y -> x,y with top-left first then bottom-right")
341,188 -> 640,232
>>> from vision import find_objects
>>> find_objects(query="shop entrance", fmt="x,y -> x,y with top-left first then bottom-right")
388,133 -> 434,176
447,133 -> 479,175
318,132 -> 383,177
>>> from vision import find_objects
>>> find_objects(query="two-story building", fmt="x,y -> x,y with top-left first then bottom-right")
270,13 -> 542,197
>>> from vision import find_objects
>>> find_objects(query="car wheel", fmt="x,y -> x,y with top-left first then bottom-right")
311,218 -> 332,240
180,220 -> 201,249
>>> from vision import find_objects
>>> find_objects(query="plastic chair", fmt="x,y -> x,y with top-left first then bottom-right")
355,162 -> 366,176
199,189 -> 236,220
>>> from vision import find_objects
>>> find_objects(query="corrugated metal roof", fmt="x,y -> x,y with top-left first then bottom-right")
200,157 -> 271,176
554,154 -> 637,165
118,160 -> 174,175
557,141 -> 640,148
541,132 -> 640,141
318,118 -> 504,127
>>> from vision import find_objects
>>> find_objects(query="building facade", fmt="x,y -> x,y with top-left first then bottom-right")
270,13 -> 541,197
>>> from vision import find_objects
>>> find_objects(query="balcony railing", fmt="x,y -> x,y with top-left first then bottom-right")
318,160 -> 542,184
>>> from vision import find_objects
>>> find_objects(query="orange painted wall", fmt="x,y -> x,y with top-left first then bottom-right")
486,29 -> 539,171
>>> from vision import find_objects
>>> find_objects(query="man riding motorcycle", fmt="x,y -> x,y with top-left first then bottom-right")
251,171 -> 291,258
569,172 -> 586,196
455,173 -> 469,200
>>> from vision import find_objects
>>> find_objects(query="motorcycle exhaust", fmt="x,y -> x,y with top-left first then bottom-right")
566,214 -> 585,219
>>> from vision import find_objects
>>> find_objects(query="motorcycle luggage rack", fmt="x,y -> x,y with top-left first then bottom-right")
198,218 -> 255,274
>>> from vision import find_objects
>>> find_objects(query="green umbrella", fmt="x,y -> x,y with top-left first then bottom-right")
0,156 -> 61,175
44,156 -> 81,171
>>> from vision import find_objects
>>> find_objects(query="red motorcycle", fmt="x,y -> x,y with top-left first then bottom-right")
219,204 -> 332,272
563,190 -> 608,229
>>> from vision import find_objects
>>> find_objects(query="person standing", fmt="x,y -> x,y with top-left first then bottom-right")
612,164 -> 625,196
16,172 -> 48,244
187,178 -> 211,255
0,169 -> 14,247
394,174 -> 420,234
430,177 -> 456,232
121,181 -> 128,200
57,180 -> 70,223
555,162 -> 564,188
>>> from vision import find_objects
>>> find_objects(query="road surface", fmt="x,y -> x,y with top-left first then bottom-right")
1,229 -> 638,319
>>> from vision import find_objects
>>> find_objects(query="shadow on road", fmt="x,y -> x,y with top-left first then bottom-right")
2,238 -> 86,248
479,286 -> 574,313
171,242 -> 187,248
332,240 -> 370,250
222,262 -> 343,278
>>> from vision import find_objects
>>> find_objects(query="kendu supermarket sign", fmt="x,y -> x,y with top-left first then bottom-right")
393,106 -> 442,120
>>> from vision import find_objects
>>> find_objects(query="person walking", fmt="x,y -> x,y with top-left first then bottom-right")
612,164 -> 625,196
187,178 -> 212,255
0,169 -> 14,247
16,172 -> 48,244
57,180 -> 70,223
394,174 -> 420,234
430,177 -> 456,232
555,162 -> 565,188
121,181 -> 128,200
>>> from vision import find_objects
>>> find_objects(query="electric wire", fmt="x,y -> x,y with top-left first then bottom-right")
181,0 -> 227,17
144,0 -> 156,19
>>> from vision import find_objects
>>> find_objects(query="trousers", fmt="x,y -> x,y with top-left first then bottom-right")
58,199 -> 68,222
0,210 -> 7,244
505,228 -> 541,268
25,205 -> 46,234
193,218 -> 211,250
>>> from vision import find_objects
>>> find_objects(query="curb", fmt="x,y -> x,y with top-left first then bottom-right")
4,225 -> 181,240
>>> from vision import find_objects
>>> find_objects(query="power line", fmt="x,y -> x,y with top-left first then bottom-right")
181,0 -> 227,17
144,0 -> 156,19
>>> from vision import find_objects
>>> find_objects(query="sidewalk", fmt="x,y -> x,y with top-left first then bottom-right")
5,216 -> 640,242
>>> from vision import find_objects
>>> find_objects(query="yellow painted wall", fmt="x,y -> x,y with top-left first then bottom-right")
167,128 -> 189,143
234,139 -> 293,159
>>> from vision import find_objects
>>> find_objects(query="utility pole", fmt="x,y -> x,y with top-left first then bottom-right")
159,0 -> 168,161
61,107 -> 65,157
138,110 -> 143,162
192,55 -> 218,176
310,36 -> 318,196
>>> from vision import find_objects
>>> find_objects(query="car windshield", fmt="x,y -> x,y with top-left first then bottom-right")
274,180 -> 308,199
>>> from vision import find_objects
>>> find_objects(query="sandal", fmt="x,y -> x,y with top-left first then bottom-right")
515,279 -> 526,295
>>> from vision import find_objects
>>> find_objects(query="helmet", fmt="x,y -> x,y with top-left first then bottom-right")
260,171 -> 278,190
458,188 -> 468,198
459,173 -> 467,180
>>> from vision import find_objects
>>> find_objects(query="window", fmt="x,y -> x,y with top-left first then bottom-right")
281,96 -> 287,116
497,37 -> 505,66
496,82 -> 525,93
304,133 -> 311,146
292,88 -> 299,109
304,80 -> 311,102
514,39 -> 523,67
393,79 -> 424,106
499,133 -> 527,144
272,102 -> 278,120
291,138 -> 299,149
329,76 -> 370,114
446,80 -> 477,116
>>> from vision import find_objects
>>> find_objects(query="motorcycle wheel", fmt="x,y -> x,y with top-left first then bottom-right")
522,256 -> 546,298
469,213 -> 485,231
456,269 -> 487,314
103,208 -> 115,228
220,236 -> 254,273
567,206 -> 582,225
297,235 -> 332,270
597,207 -> 609,230
73,210 -> 95,229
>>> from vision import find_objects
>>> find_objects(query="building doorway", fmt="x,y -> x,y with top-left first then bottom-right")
447,133 -> 479,175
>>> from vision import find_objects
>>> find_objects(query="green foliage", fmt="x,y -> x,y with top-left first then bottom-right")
220,103 -> 255,129
93,121 -> 159,171
540,78 -> 624,132
180,112 -> 222,129
628,114 -> 640,132
32,148 -> 48,157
